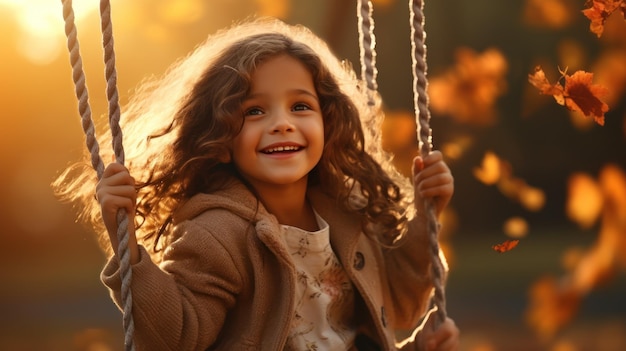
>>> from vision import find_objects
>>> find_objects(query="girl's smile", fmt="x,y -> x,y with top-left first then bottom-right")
260,142 -> 304,155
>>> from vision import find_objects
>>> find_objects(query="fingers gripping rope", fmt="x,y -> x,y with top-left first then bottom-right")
357,0 -> 447,328
61,1 -> 135,350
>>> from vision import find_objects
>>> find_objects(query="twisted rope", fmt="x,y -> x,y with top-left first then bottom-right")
61,1 -> 135,349
356,0 -> 378,107
61,0 -> 104,177
357,0 -> 447,329
408,0 -> 447,327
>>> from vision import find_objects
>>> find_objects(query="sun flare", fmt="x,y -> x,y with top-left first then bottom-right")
1,0 -> 99,65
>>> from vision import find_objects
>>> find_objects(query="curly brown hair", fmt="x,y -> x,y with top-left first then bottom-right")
53,18 -> 413,258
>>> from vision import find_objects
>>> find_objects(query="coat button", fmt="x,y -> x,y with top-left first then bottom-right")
353,251 -> 365,270
381,306 -> 387,328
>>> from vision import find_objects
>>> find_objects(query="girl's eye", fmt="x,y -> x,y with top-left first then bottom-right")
244,107 -> 263,116
293,103 -> 311,111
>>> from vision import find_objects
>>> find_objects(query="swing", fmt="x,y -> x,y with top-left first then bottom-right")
60,1 -> 446,349
60,1 -> 134,349
356,0 -> 447,330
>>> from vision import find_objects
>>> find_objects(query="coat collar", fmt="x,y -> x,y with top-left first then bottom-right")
172,180 -> 262,224
172,181 -> 364,270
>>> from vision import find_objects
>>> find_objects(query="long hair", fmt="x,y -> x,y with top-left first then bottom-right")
53,17 -> 414,258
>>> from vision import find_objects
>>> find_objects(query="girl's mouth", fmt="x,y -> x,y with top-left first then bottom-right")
261,145 -> 302,154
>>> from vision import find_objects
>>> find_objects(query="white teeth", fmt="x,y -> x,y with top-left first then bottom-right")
264,146 -> 300,153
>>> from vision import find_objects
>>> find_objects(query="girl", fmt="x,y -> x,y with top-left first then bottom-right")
55,18 -> 458,350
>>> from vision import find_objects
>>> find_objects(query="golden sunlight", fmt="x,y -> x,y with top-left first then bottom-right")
1,0 -> 99,65
157,0 -> 206,25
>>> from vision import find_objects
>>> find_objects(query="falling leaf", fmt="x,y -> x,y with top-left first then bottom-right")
563,70 -> 609,125
528,66 -> 565,104
582,0 -> 626,38
528,66 -> 609,125
492,239 -> 520,253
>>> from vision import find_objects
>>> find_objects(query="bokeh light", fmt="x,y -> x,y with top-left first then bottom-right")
0,0 -> 99,65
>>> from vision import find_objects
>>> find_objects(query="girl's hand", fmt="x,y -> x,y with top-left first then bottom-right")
420,316 -> 460,351
412,151 -> 454,217
96,162 -> 139,264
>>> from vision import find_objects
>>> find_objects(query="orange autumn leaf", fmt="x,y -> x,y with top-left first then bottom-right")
528,66 -> 565,104
528,66 -> 609,125
582,0 -> 626,38
492,239 -> 520,253
563,71 -> 609,126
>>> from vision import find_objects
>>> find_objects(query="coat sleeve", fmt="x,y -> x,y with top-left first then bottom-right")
101,220 -> 243,351
383,214 -> 444,331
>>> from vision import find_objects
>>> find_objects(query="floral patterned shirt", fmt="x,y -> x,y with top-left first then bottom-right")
281,212 -> 356,350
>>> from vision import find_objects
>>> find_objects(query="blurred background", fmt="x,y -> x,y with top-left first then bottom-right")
1,0 -> 625,350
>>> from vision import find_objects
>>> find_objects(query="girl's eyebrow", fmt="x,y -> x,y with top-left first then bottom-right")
291,89 -> 318,99
246,88 -> 319,100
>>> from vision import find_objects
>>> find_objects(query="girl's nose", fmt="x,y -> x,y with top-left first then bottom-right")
270,110 -> 295,134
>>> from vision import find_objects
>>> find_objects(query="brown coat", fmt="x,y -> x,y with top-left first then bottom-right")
102,182 -> 436,350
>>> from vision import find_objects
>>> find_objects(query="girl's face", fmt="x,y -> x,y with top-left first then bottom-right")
232,54 -> 324,193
